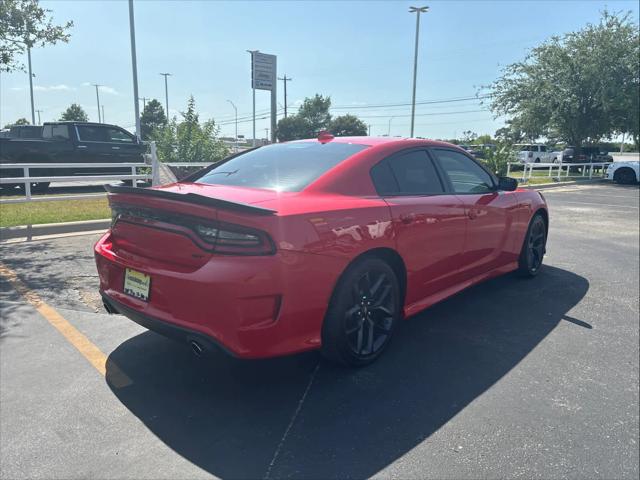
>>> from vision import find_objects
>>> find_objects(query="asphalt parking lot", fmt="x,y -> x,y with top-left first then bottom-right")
1,182 -> 638,479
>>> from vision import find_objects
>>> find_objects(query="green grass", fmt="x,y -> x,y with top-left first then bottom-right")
0,198 -> 110,228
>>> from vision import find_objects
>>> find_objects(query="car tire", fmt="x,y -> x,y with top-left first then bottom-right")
321,257 -> 401,367
613,168 -> 638,185
535,158 -> 541,163
517,214 -> 547,277
17,182 -> 50,194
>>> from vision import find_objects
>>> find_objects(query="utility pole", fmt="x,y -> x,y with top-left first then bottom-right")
247,50 -> 258,147
36,109 -> 43,125
265,127 -> 269,142
227,99 -> 238,152
387,116 -> 396,136
140,97 -> 148,109
160,73 -> 171,119
101,105 -> 105,123
27,46 -> 35,125
409,6 -> 429,138
277,75 -> 292,117
129,0 -> 141,139
92,84 -> 102,123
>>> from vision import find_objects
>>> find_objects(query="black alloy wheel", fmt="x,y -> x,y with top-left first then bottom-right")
322,258 -> 400,366
518,214 -> 547,277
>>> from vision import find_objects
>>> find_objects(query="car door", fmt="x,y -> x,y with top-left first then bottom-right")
371,149 -> 467,313
102,126 -> 144,163
75,124 -> 115,165
430,148 -> 520,280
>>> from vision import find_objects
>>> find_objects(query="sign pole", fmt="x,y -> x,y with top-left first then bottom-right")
271,56 -> 277,143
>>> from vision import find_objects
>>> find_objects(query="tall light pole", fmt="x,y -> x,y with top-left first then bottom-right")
129,0 -> 141,139
36,109 -> 43,125
226,99 -> 238,152
160,73 -> 171,119
27,46 -> 36,125
277,75 -> 292,117
387,116 -> 396,136
101,105 -> 105,124
92,83 -> 102,123
409,6 -> 429,138
247,50 -> 259,147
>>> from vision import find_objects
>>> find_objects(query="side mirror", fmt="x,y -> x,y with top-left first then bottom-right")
498,176 -> 518,191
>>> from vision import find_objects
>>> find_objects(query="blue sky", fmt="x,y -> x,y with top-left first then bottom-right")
1,0 -> 638,139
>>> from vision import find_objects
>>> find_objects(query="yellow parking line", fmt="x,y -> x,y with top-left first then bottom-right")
0,262 -> 132,388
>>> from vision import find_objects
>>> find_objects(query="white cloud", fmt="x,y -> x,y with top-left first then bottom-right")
9,84 -> 74,92
81,83 -> 118,95
34,84 -> 75,92
99,86 -> 118,95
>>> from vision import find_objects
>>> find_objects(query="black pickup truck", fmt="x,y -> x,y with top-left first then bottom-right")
0,122 -> 146,193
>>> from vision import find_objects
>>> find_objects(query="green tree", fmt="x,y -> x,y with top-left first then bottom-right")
59,103 -> 88,122
297,94 -> 332,134
461,130 -> 477,143
0,0 -> 73,72
480,143 -> 512,177
487,10 -> 639,149
152,95 -> 229,163
277,94 -> 368,141
140,99 -> 167,140
328,114 -> 367,136
276,116 -> 309,142
4,117 -> 30,128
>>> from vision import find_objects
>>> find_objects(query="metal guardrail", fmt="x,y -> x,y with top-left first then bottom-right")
0,142 -> 161,204
507,161 -> 611,182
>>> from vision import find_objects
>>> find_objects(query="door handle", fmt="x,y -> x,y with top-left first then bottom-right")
467,209 -> 478,220
77,145 -> 87,149
112,146 -> 121,150
400,213 -> 416,224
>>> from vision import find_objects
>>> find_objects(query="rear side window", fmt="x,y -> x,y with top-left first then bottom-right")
371,150 -> 444,195
77,125 -> 108,142
431,149 -> 495,194
42,125 -> 69,139
106,127 -> 134,143
194,142 -> 368,192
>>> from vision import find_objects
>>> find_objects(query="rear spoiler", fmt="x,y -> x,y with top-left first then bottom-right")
104,184 -> 276,216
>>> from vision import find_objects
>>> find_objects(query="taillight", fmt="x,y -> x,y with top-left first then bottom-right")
111,204 -> 275,256
194,222 -> 275,255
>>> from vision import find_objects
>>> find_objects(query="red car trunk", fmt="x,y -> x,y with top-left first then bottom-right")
105,183 -> 281,269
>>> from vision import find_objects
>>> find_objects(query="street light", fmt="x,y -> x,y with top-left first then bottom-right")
92,84 -> 102,123
129,0 -> 141,139
27,46 -> 36,125
409,6 -> 429,138
160,72 -> 171,119
387,116 -> 396,136
226,99 -> 238,152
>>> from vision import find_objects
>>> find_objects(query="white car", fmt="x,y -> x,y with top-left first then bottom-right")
514,144 -> 555,164
606,161 -> 639,184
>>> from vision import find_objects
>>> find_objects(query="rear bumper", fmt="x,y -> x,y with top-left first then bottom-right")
102,293 -> 234,357
95,231 -> 346,359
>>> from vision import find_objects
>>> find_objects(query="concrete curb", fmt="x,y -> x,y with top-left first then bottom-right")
0,218 -> 110,243
520,179 -> 607,190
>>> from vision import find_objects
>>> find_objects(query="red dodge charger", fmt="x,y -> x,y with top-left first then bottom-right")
95,135 -> 548,366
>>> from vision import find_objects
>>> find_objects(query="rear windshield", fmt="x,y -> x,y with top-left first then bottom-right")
194,142 -> 368,192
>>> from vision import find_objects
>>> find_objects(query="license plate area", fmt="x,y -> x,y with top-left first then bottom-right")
123,268 -> 151,301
